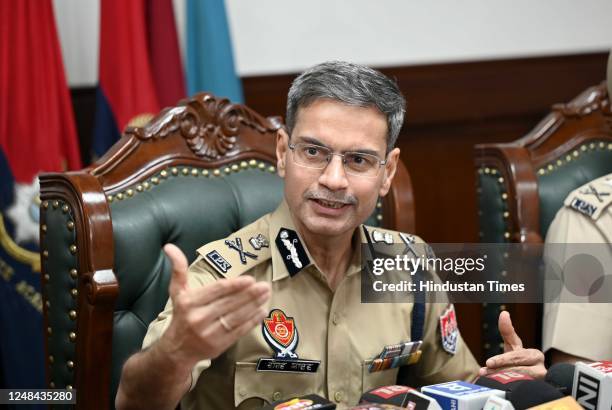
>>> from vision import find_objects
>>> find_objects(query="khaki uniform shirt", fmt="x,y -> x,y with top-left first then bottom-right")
543,173 -> 612,360
143,200 -> 479,409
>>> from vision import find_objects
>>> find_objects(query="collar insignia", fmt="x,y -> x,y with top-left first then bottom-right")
275,228 -> 310,276
225,237 -> 257,265
249,234 -> 269,251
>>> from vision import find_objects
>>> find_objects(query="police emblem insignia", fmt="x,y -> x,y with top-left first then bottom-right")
257,309 -> 319,373
439,305 -> 459,355
205,250 -> 232,274
249,234 -> 269,251
275,228 -> 310,276
224,237 -> 257,264
372,230 -> 394,244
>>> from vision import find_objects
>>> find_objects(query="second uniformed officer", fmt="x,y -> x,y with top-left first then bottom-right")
116,61 -> 545,410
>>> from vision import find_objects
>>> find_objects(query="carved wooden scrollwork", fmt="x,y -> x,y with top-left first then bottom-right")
552,82 -> 609,118
125,93 -> 282,160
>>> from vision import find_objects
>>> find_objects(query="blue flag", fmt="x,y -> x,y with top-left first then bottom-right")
186,0 -> 244,103
0,148 -> 45,395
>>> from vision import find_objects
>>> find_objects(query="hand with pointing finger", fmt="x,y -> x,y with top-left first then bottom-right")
479,311 -> 546,378
156,244 -> 272,369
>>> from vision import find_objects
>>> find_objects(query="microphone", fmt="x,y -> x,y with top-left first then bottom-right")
545,363 -> 575,396
349,404 -> 404,409
420,381 -> 505,410
359,385 -> 441,409
525,396 -> 582,410
507,380 -> 563,410
572,361 -> 612,410
260,394 -> 336,409
475,370 -> 534,401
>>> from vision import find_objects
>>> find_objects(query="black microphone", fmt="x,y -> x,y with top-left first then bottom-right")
359,385 -> 441,409
260,393 -> 336,409
508,380 -> 563,410
474,370 -> 534,401
545,363 -> 575,396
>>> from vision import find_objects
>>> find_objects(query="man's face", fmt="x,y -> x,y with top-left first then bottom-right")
276,98 -> 400,239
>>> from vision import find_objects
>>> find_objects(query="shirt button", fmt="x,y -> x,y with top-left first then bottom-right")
334,390 -> 344,402
273,391 -> 282,401
332,313 -> 339,325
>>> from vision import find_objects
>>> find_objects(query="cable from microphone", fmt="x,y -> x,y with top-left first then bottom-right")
544,363 -> 575,396
260,393 -> 336,409
507,380 -> 563,410
420,381 -> 505,410
358,385 -> 441,409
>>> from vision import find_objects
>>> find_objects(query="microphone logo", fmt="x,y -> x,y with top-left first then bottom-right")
575,372 -> 600,410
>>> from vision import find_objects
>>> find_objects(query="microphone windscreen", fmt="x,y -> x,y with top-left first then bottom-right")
544,363 -> 575,396
261,393 -> 336,409
508,380 -> 563,410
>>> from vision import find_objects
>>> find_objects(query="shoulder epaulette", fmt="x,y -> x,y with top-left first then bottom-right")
196,218 -> 272,278
563,174 -> 612,220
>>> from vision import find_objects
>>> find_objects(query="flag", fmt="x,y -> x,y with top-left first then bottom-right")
0,0 -> 82,393
93,0 -> 186,157
186,0 -> 244,103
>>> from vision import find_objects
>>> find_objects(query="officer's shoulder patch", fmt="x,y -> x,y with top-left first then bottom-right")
563,174 -> 612,220
196,220 -> 271,278
361,225 -> 433,258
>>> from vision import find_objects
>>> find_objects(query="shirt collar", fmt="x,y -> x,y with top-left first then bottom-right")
268,199 -> 365,282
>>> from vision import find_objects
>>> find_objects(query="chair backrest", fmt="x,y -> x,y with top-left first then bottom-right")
39,93 -> 416,410
474,81 -> 612,359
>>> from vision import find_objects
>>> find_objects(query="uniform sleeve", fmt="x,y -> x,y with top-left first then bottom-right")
401,302 -> 479,387
141,255 -> 220,391
542,207 -> 612,360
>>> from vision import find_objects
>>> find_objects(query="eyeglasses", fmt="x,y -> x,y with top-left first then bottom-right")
288,142 -> 386,178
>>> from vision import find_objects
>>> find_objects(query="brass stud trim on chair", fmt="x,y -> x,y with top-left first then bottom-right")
258,163 -> 265,170
70,268 -> 77,279
136,185 -> 143,192
202,169 -> 209,177
52,201 -> 59,209
67,360 -> 74,369
143,181 -> 150,189
47,327 -> 52,335
67,221 -> 74,231
231,164 -> 239,172
69,332 -> 76,342
69,245 -> 77,254
182,167 -> 189,175
45,300 -> 50,308
44,274 -> 50,281
191,168 -> 199,176
116,193 -> 124,200
224,167 -> 231,174
41,224 -> 47,233
49,355 -> 54,364
71,288 -> 78,298
126,189 -> 134,197
249,159 -> 257,167
69,310 -> 77,320
501,193 -> 508,200
107,195 -> 114,203
43,250 -> 49,258
49,382 -> 55,389
160,170 -> 168,178
61,204 -> 69,213
213,169 -> 221,176
66,385 -> 73,391
240,161 -> 248,169
171,167 -> 178,175
42,201 -> 49,209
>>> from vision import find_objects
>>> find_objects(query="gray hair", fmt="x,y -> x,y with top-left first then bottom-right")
286,61 -> 406,152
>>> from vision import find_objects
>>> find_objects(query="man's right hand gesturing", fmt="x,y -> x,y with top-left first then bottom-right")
159,243 -> 272,367
115,244 -> 271,410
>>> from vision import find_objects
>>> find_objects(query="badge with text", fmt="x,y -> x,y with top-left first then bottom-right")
439,304 -> 459,355
205,250 -> 232,274
275,228 -> 310,276
368,340 -> 423,372
257,309 -> 320,373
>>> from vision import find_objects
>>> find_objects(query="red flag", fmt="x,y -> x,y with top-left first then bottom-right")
0,0 -> 82,182
93,0 -> 186,156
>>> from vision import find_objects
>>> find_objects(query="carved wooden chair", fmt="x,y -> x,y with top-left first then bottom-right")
474,81 -> 612,359
38,93 -> 416,409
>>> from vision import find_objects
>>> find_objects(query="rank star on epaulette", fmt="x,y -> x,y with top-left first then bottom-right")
275,228 -> 310,276
439,305 -> 459,355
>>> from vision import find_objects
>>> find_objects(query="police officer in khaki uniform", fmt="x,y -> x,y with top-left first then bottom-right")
543,173 -> 612,364
116,61 -> 546,410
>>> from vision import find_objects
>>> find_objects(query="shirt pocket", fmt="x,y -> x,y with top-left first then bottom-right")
234,361 -> 319,408
362,359 -> 400,393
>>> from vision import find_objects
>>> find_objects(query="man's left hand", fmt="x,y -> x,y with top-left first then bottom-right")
478,311 -> 546,379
